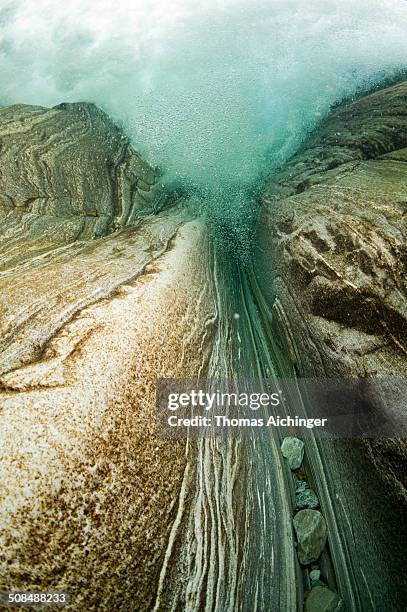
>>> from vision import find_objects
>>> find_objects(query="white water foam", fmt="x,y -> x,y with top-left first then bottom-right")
1,0 -> 406,191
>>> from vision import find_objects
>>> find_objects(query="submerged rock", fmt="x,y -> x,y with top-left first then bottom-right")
309,569 -> 321,583
296,487 -> 319,510
293,509 -> 328,564
305,585 -> 344,612
294,478 -> 319,509
258,81 -> 407,385
0,102 -> 160,271
258,80 -> 407,610
281,436 -> 304,470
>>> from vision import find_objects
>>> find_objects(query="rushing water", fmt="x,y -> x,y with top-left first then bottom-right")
1,0 -> 407,238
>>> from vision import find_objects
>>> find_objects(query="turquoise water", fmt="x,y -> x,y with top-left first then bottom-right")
1,0 -> 407,238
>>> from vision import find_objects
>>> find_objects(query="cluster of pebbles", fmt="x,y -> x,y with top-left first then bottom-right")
281,437 -> 345,612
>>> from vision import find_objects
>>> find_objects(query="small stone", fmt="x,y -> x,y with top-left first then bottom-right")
293,509 -> 328,565
309,569 -> 321,583
294,478 -> 307,492
296,487 -> 319,509
281,436 -> 304,470
305,585 -> 344,612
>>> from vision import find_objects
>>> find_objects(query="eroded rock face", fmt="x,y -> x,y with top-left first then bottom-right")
257,82 -> 407,471
0,104 -> 216,610
258,81 -> 407,381
257,81 -> 407,610
0,102 -> 161,270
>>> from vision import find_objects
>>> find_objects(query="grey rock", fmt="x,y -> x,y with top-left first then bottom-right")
305,585 -> 344,612
293,509 -> 328,564
296,487 -> 319,509
281,436 -> 304,470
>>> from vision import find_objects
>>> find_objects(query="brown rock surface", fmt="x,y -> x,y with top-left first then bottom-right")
0,104 -> 216,610
258,81 -> 407,380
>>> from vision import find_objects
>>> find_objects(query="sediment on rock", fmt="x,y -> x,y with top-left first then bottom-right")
0,103 -> 217,610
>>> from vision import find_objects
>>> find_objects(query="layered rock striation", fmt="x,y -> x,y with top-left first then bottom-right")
0,103 -> 216,610
0,102 -> 161,271
257,81 -> 407,611
1,81 -> 406,611
258,81 -> 407,380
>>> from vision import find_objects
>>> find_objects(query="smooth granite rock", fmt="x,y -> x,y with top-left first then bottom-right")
0,103 -> 216,611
